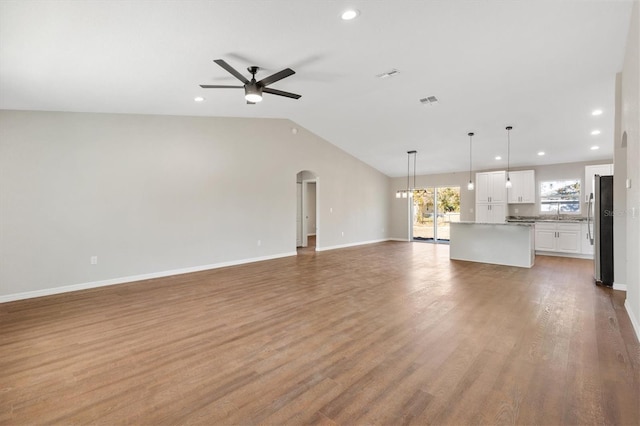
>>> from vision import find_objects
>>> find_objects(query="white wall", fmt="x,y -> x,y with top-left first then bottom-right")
614,73 -> 628,289
506,161 -> 613,218
389,161 -> 616,240
620,1 -> 639,340
0,110 -> 390,300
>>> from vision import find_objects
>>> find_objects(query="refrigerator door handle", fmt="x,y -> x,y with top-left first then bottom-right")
587,192 -> 594,245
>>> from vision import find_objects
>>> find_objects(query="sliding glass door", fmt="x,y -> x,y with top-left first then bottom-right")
412,186 -> 460,242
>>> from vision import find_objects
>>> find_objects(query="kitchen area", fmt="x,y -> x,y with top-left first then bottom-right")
448,163 -> 614,284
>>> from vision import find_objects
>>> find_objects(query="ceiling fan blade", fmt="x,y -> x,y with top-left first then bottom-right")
246,100 -> 256,105
199,85 -> 243,88
262,87 -> 301,99
214,59 -> 249,84
257,68 -> 295,87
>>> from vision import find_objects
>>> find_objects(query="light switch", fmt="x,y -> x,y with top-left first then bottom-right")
626,178 -> 632,189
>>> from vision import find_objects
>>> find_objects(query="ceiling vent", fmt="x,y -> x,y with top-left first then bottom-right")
376,69 -> 400,79
420,96 -> 439,105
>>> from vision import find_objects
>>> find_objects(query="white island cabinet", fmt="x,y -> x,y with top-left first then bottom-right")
450,222 -> 535,268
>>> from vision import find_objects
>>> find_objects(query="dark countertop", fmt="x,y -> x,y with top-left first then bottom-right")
507,216 -> 587,223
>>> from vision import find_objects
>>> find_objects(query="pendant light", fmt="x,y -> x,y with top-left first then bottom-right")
505,126 -> 513,188
395,150 -> 417,199
467,132 -> 475,191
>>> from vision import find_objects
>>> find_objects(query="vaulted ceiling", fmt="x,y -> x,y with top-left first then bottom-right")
0,1 -> 633,177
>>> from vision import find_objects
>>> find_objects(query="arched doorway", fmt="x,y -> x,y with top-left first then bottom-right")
296,170 -> 318,251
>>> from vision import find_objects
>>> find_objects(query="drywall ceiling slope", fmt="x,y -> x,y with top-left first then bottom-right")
0,0 -> 633,176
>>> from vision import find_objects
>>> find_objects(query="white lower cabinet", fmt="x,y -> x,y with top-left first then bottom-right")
476,203 -> 506,223
534,222 -> 580,254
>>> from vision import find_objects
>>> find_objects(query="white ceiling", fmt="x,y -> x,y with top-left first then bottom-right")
0,0 -> 633,177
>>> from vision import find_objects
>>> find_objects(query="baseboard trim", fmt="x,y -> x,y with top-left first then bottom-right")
535,251 -> 593,259
0,251 -> 297,304
387,238 -> 411,242
613,282 -> 627,291
625,299 -> 640,342
316,238 -> 390,252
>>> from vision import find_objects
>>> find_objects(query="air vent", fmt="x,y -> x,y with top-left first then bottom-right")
420,96 -> 439,105
376,69 -> 400,78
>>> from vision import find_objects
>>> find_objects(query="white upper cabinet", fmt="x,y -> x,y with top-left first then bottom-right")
476,171 -> 506,204
476,171 -> 506,223
584,164 -> 613,202
507,170 -> 535,204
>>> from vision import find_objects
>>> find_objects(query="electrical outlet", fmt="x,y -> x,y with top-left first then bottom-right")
90,256 -> 98,265
341,231 -> 344,237
257,240 -> 261,246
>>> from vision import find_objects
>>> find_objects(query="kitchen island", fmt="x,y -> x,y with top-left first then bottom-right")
450,222 -> 535,268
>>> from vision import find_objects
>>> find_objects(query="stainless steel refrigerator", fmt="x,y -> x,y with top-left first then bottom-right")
588,175 -> 614,286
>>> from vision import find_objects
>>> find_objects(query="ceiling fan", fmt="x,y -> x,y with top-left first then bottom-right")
200,59 -> 301,104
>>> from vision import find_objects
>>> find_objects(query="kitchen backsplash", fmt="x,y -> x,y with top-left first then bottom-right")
507,204 -> 587,219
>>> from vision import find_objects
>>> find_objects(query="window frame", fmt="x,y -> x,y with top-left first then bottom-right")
539,178 -> 582,215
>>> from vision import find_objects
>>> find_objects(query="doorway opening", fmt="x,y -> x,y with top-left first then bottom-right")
411,186 -> 460,243
296,171 -> 318,252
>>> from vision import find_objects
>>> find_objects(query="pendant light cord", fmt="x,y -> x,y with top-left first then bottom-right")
507,129 -> 510,174
406,152 -> 410,192
468,132 -> 473,182
506,126 -> 513,178
413,151 -> 416,190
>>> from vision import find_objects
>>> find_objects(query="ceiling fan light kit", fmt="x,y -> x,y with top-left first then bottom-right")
244,84 -> 263,103
200,59 -> 301,104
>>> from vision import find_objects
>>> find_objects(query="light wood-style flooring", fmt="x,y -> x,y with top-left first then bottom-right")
1,242 -> 638,425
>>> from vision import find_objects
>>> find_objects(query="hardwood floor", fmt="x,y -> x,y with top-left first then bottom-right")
1,242 -> 638,425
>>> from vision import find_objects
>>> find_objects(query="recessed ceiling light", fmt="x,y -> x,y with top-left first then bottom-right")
341,9 -> 359,20
194,96 -> 205,102
537,151 -> 545,156
591,145 -> 600,150
591,130 -> 601,135
495,156 -> 502,160
592,109 -> 603,116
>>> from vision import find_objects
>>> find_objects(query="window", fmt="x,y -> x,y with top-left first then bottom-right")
540,179 -> 581,214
